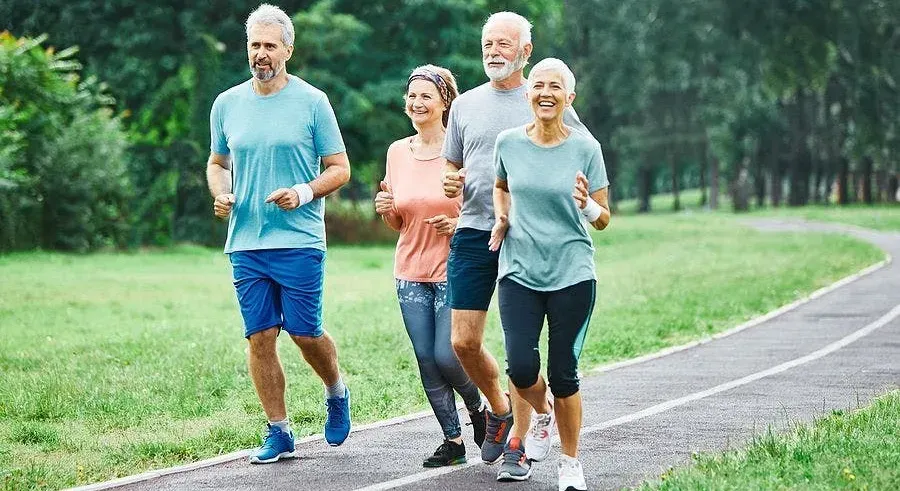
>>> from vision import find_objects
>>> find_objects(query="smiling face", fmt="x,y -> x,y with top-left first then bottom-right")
405,79 -> 445,127
527,69 -> 576,122
247,23 -> 293,82
481,20 -> 531,82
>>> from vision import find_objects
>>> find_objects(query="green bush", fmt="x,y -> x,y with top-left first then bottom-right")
0,32 -> 130,252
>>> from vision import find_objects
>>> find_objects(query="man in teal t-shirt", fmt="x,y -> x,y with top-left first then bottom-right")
205,4 -> 351,465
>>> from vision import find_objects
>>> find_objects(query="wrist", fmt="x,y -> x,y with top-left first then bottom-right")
291,183 -> 314,207
581,198 -> 603,222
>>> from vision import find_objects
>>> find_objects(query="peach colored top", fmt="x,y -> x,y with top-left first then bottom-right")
384,138 -> 462,282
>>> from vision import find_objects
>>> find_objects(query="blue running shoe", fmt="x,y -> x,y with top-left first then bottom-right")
249,423 -> 297,464
325,387 -> 351,446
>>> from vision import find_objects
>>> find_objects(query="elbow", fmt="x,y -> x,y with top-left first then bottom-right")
340,164 -> 351,186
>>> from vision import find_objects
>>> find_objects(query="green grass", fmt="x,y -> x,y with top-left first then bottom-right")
616,189 -> 730,214
750,203 -> 900,231
639,390 -> 900,490
0,214 -> 885,490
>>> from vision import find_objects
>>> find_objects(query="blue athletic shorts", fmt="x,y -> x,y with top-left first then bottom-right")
229,248 -> 325,338
447,228 -> 499,311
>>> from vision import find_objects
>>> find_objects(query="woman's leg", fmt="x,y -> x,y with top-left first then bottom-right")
546,280 -> 596,457
497,278 -> 552,440
432,281 -> 482,411
397,279 -> 463,440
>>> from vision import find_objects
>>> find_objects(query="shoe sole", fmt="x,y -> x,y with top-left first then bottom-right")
497,467 -> 533,482
525,443 -> 552,462
422,456 -> 467,468
481,453 -> 504,465
325,423 -> 352,446
248,450 -> 298,464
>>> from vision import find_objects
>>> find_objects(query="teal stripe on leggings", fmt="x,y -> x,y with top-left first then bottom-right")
572,281 -> 596,359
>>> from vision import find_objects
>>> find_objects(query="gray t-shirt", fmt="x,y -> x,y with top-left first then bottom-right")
442,82 -> 589,231
494,126 -> 609,291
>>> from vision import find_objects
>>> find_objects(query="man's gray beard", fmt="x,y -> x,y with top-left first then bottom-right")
483,51 -> 528,82
250,63 -> 283,82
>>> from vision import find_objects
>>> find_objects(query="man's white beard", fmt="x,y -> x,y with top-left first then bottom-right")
250,62 -> 283,82
483,51 -> 527,82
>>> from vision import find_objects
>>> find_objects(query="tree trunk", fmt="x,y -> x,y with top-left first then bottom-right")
638,163 -> 652,213
771,159 -> 784,207
754,140 -> 766,207
709,155 -> 720,210
861,156 -> 873,204
837,157 -> 849,204
605,147 -> 619,212
671,157 -> 681,212
698,138 -> 708,207
888,174 -> 899,203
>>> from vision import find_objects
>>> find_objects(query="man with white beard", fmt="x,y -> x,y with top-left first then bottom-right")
441,11 -> 596,482
206,3 -> 352,465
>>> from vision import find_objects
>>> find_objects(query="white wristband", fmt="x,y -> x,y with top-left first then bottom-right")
291,183 -> 314,207
581,198 -> 603,222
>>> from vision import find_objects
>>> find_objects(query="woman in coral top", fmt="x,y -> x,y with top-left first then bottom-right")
374,65 -> 485,467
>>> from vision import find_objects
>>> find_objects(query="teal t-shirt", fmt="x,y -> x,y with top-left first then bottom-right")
210,75 -> 346,253
494,126 -> 609,291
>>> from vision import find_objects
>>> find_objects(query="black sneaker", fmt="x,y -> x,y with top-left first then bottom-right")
423,440 -> 466,467
468,406 -> 487,448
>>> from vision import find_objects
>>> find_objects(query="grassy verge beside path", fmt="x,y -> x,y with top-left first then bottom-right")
0,214 -> 885,489
639,390 -> 900,490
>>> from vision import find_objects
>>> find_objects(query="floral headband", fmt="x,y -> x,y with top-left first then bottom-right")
407,68 -> 452,108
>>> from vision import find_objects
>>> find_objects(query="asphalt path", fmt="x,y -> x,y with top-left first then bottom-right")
75,219 -> 900,491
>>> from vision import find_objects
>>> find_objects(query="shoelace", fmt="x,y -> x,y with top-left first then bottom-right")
530,413 -> 552,437
558,459 -> 581,478
503,446 -> 526,465
326,398 -> 346,425
485,415 -> 504,442
262,426 -> 282,447
433,441 -> 456,458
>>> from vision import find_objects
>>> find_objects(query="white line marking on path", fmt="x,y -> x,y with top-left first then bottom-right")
355,302 -> 900,491
67,248 -> 891,491
592,258 -> 890,375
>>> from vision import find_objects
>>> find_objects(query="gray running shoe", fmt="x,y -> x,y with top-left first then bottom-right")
481,408 -> 514,463
496,437 -> 533,482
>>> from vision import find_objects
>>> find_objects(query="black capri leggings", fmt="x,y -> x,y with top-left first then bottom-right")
498,278 -> 596,399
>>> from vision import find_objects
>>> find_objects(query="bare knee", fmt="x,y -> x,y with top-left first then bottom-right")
290,332 -> 327,352
451,312 -> 486,357
247,327 -> 279,355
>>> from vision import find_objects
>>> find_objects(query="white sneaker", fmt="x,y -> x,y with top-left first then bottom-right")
525,404 -> 555,462
558,455 -> 587,491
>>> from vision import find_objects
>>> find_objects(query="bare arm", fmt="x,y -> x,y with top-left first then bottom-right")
488,178 -> 510,251
588,187 -> 611,230
493,178 -> 510,219
206,152 -> 235,219
206,152 -> 232,197
311,151 -> 351,198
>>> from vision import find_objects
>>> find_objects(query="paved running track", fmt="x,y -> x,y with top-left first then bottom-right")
75,219 -> 900,491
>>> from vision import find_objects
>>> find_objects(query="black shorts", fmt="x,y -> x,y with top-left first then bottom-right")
498,278 -> 596,398
447,228 -> 499,311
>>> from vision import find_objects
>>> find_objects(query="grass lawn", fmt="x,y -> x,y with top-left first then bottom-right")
617,188 -> 900,231
0,213 -> 885,489
639,390 -> 900,490
749,204 -> 900,232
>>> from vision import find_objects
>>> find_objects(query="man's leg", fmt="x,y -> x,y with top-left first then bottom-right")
248,326 -> 288,420
450,309 -> 507,414
231,250 -> 297,464
290,331 -> 341,386
277,248 -> 350,446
